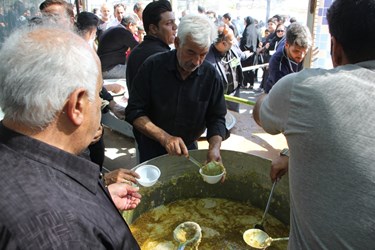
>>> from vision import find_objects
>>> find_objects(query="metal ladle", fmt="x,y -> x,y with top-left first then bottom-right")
187,155 -> 203,168
173,221 -> 202,250
254,180 -> 277,231
243,228 -> 289,249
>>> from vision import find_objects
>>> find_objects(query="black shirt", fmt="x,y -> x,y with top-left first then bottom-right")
0,123 -> 140,249
97,25 -> 138,72
125,50 -> 229,162
126,35 -> 171,92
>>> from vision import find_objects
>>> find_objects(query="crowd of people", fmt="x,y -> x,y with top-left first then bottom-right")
0,0 -> 374,248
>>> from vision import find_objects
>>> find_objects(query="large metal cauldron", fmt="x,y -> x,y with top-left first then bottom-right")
124,149 -> 290,227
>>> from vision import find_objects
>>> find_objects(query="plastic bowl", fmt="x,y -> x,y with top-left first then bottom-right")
135,165 -> 161,187
199,168 -> 224,184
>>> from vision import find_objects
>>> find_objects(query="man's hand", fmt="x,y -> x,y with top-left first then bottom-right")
162,134 -> 189,157
107,183 -> 141,211
104,83 -> 124,94
90,125 -> 103,145
270,155 -> 289,182
104,168 -> 140,186
206,135 -> 225,182
109,101 -> 125,120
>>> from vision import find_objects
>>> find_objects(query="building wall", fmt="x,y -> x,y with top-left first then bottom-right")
311,0 -> 333,69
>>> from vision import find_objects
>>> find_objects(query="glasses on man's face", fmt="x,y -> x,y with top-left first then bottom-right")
276,29 -> 285,33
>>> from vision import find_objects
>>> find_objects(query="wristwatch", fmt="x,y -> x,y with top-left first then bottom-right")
280,148 -> 290,157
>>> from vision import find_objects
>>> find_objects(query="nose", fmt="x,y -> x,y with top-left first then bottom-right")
192,55 -> 203,67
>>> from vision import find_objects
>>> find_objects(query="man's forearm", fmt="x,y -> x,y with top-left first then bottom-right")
133,116 -> 169,145
208,135 -> 222,151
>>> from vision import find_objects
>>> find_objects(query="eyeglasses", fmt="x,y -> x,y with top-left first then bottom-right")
276,29 -> 285,33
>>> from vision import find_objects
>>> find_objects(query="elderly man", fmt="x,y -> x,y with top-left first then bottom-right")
125,14 -> 229,164
97,15 -> 139,79
206,24 -> 250,112
126,0 -> 177,92
0,25 -> 140,248
264,22 -> 312,93
253,0 -> 375,248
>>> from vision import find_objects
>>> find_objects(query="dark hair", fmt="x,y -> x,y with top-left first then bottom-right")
223,13 -> 231,21
142,0 -> 172,34
244,16 -> 254,26
197,5 -> 205,14
113,3 -> 126,12
133,2 -> 143,12
267,18 -> 277,25
39,0 -> 74,18
327,0 -> 375,63
76,11 -> 99,32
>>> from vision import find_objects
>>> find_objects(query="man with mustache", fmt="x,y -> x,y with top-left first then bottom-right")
125,14 -> 229,165
126,0 -> 177,92
264,22 -> 312,93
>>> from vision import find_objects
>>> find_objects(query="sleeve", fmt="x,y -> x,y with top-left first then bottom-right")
265,51 -> 287,92
125,59 -> 152,125
100,87 -> 113,102
205,70 -> 230,141
260,73 -> 295,135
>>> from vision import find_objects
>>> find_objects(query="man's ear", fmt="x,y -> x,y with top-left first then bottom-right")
331,36 -> 344,67
65,88 -> 87,126
149,24 -> 158,35
174,37 -> 180,49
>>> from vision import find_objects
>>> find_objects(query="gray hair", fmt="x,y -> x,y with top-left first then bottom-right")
286,22 -> 312,48
0,25 -> 99,129
177,14 -> 217,49
121,15 -> 137,27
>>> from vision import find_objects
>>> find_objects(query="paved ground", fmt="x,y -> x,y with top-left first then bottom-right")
102,81 -> 287,172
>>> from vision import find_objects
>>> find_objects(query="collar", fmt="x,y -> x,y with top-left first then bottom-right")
356,60 -> 375,70
0,123 -> 100,194
143,35 -> 171,49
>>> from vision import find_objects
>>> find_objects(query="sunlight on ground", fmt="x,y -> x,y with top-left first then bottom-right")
105,147 -> 136,160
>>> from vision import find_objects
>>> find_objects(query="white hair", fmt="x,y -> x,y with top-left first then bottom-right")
0,25 -> 99,129
177,14 -> 217,49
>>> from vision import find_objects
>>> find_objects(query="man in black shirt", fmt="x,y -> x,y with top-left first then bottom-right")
126,0 -> 177,92
0,25 -> 140,249
125,14 -> 229,164
206,24 -> 250,112
97,16 -> 138,79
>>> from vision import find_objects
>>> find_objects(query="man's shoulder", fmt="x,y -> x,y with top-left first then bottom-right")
205,47 -> 217,64
129,39 -> 170,61
144,49 -> 174,64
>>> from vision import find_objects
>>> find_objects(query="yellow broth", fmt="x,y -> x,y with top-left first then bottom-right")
129,198 -> 289,249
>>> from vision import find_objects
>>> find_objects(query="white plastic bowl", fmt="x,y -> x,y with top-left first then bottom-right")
199,168 -> 224,184
135,165 -> 161,187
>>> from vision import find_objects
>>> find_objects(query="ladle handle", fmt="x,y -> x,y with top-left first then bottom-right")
271,237 -> 289,242
260,180 -> 277,225
177,242 -> 187,250
188,156 -> 202,168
